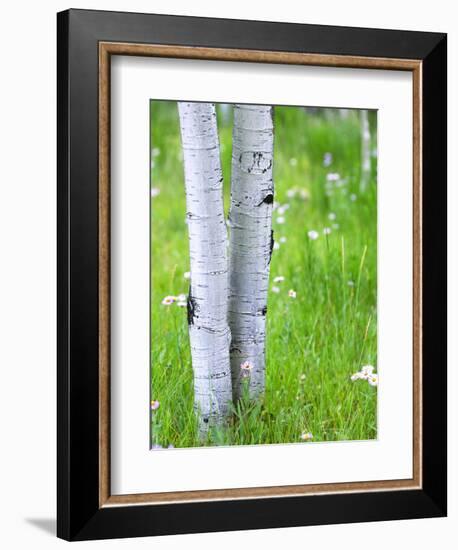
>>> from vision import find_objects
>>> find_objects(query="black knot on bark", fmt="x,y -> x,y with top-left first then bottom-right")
258,193 -> 274,206
187,292 -> 198,326
269,230 -> 274,264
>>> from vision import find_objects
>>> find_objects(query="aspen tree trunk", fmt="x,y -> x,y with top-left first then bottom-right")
228,105 -> 274,402
360,109 -> 371,192
178,102 -> 232,436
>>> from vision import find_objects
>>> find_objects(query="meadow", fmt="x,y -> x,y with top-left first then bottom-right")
150,102 -> 377,448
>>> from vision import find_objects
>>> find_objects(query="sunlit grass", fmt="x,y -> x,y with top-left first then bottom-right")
150,102 -> 377,448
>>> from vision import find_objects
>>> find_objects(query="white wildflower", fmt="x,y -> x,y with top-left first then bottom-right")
361,365 -> 374,376
351,365 -> 378,387
368,374 -> 379,387
323,152 -> 333,167
271,286 -> 280,293
273,276 -> 285,283
308,230 -> 319,240
288,289 -> 297,299
299,188 -> 310,200
300,432 -> 313,441
328,212 -> 336,221
323,227 -> 332,235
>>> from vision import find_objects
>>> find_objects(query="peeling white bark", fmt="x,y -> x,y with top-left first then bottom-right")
360,109 -> 371,192
178,102 -> 233,435
228,105 -> 274,402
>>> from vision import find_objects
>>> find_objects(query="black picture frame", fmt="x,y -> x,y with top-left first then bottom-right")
57,8 -> 447,541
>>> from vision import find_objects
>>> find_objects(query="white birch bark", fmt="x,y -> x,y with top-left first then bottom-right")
178,102 -> 232,435
228,105 -> 274,402
360,109 -> 371,192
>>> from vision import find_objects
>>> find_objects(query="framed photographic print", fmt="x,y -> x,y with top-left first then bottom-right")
57,9 -> 447,541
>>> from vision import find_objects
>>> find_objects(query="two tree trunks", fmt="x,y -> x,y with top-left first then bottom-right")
178,102 -> 274,435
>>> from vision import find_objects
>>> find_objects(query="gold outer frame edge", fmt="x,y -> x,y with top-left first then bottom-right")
98,42 -> 422,508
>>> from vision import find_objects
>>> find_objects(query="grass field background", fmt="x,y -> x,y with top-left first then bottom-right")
150,102 -> 377,448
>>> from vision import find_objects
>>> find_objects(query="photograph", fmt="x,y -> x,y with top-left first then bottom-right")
149,100 -> 378,449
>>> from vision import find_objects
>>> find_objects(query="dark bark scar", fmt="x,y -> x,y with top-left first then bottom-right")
187,290 -> 198,326
239,151 -> 273,175
269,230 -> 274,264
257,193 -> 274,206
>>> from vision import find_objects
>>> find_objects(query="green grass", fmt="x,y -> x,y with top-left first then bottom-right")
150,102 -> 377,448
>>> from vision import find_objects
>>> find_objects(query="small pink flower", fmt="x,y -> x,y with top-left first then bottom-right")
150,400 -> 160,411
240,361 -> 254,372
